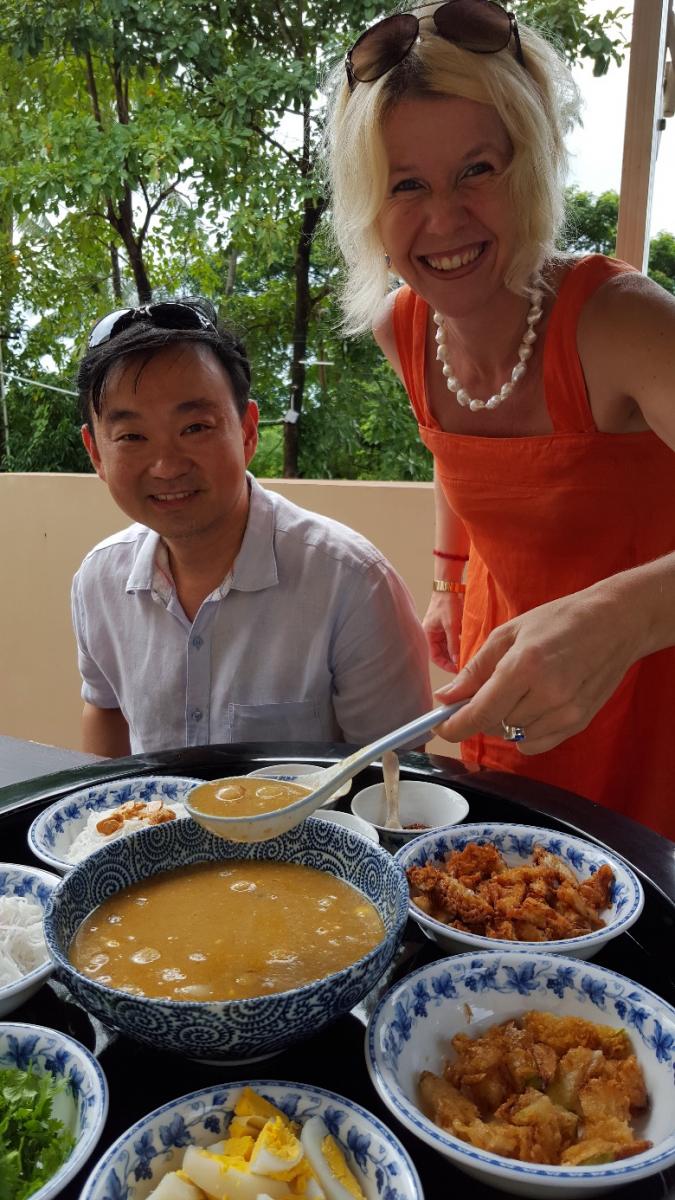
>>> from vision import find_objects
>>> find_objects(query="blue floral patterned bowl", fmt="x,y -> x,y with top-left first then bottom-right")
44,818 -> 409,1063
0,862 -> 60,1016
367,952 -> 675,1198
27,775 -> 203,873
395,822 -> 644,961
0,1020 -> 108,1200
80,1078 -> 423,1200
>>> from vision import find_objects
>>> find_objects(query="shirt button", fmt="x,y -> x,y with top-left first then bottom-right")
191,708 -> 203,722
192,636 -> 203,649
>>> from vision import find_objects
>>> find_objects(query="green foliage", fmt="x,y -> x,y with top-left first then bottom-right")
563,187 -> 675,295
0,0 -> 647,479
514,1 -> 628,75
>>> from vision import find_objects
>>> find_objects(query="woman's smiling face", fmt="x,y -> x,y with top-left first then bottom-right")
378,94 -> 517,318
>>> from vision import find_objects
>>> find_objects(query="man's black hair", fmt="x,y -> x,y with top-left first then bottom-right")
77,298 -> 251,430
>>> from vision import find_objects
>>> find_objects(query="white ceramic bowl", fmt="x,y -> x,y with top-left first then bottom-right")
0,1021 -> 108,1200
395,822 -> 644,961
351,780 -> 469,849
246,761 -> 351,807
0,862 -> 60,1016
27,774 -> 203,873
79,1078 -> 423,1200
309,809 -> 379,843
366,951 -> 675,1198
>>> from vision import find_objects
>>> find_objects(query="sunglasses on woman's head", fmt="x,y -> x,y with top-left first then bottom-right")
87,302 -> 216,349
345,0 -> 525,90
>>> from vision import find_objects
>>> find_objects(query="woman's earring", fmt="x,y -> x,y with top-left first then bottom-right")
384,252 -> 391,268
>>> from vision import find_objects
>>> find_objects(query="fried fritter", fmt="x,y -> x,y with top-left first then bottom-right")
406,841 -> 615,943
420,1011 -> 651,1167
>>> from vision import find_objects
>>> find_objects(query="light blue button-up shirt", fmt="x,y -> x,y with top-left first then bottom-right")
72,476 -> 432,753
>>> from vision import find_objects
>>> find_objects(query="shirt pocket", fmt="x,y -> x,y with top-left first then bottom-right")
227,699 -> 325,743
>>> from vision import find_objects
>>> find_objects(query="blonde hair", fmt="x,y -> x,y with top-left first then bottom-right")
322,7 -> 582,334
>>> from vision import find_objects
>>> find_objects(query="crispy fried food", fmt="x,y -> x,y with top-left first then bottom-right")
521,1013 -> 632,1059
420,1012 -> 650,1167
407,841 -> 615,943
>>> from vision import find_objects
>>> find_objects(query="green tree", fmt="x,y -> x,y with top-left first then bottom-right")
564,186 -> 675,294
0,0 -> 631,477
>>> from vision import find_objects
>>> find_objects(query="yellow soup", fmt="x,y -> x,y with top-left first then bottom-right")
188,777 -> 311,818
69,860 -> 384,1001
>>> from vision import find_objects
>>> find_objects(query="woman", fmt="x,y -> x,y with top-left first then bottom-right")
324,0 -> 675,839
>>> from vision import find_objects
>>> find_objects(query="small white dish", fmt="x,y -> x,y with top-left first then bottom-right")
246,761 -> 351,808
395,821 -> 644,961
352,779 -> 469,849
366,951 -> 675,1198
309,808 -> 379,843
0,863 -> 60,1016
80,1078 -> 423,1200
0,1021 -> 108,1200
27,774 -> 203,873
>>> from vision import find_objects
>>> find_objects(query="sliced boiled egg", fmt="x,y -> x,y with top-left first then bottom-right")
300,1118 -> 366,1200
145,1169 -> 206,1200
249,1117 -> 304,1178
181,1144 -> 289,1200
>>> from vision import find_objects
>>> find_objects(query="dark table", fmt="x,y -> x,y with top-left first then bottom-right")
2,741 -> 675,1199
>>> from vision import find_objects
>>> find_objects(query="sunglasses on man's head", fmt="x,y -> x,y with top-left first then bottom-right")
87,302 -> 216,349
345,0 -> 525,90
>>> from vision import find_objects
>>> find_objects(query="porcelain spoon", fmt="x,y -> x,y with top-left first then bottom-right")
185,701 -> 465,842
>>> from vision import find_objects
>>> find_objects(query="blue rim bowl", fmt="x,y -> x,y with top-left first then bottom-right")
366,951 -> 675,1198
395,821 -> 644,960
0,862 -> 60,1015
0,1020 -> 108,1200
79,1078 -> 423,1200
43,817 -> 409,1062
27,775 -> 204,874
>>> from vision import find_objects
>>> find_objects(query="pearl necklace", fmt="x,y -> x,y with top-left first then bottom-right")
433,282 -> 544,412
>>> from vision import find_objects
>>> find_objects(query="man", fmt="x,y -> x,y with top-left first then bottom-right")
73,299 -> 432,756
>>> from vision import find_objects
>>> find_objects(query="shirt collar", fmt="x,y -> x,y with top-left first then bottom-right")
124,473 -> 278,597
231,474 -> 279,592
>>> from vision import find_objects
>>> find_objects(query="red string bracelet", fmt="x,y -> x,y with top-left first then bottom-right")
433,550 -> 468,561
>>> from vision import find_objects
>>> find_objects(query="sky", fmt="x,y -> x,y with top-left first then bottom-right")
567,2 -> 674,236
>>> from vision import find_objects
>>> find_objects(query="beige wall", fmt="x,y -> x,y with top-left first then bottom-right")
0,473 -> 453,753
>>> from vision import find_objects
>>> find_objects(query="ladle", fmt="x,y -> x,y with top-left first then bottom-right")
185,701 -> 465,842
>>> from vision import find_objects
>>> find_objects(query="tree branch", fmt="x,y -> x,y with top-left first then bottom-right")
250,123 -> 300,166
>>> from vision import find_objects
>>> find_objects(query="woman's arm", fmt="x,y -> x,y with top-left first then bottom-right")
424,468 -> 470,672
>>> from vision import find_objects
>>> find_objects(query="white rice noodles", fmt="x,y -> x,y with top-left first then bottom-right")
66,801 -> 187,864
0,894 -> 49,986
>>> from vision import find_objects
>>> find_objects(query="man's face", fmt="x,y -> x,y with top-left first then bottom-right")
82,343 -> 258,550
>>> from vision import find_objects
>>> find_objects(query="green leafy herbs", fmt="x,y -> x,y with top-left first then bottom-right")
0,1066 -> 76,1200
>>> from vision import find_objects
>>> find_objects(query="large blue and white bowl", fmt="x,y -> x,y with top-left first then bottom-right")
44,816 -> 408,1062
0,862 -> 60,1016
28,775 -> 203,874
80,1078 -> 423,1200
396,822 -> 644,960
367,952 -> 675,1198
0,1021 -> 108,1200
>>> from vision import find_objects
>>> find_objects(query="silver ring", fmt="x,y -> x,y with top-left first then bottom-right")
502,721 -> 526,742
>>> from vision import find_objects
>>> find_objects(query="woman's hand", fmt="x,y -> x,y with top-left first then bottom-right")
423,590 -> 464,673
431,577 -> 647,754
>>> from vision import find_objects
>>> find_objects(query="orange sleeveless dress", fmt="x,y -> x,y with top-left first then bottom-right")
394,254 -> 675,840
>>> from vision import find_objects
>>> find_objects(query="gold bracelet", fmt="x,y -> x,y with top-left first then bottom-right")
432,579 -> 466,594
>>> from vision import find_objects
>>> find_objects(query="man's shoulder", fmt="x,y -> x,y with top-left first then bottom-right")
76,523 -> 153,578
265,486 -> 387,574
